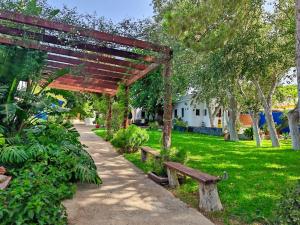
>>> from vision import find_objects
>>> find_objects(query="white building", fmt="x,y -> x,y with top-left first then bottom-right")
173,94 -> 222,127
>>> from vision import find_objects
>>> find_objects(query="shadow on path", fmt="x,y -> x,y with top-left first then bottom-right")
64,124 -> 214,225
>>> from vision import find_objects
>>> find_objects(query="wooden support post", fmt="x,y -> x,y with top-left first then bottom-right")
123,85 -> 129,129
162,54 -> 173,150
141,149 -> 147,162
198,182 -> 223,212
166,168 -> 179,188
106,95 -> 112,140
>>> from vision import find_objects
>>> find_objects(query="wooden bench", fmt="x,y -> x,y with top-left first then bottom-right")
164,161 -> 223,212
140,146 -> 160,162
0,175 -> 12,190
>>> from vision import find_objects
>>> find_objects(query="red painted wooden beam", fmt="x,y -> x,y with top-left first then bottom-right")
0,24 -> 157,63
46,61 -> 129,79
44,67 -> 123,83
47,54 -> 140,76
55,75 -> 119,89
0,36 -> 147,70
49,83 -> 116,95
126,63 -> 160,86
0,10 -> 170,53
51,80 -> 117,93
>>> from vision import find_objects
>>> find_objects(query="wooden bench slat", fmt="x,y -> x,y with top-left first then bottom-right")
141,146 -> 160,157
164,161 -> 220,184
0,175 -> 12,190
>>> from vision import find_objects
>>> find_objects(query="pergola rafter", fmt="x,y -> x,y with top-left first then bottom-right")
0,10 -> 173,149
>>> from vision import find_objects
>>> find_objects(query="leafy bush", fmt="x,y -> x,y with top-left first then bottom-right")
174,118 -> 188,128
282,132 -> 290,140
273,181 -> 300,225
0,121 -> 101,225
150,147 -> 189,176
148,121 -> 159,130
111,125 -> 149,153
243,127 -> 254,139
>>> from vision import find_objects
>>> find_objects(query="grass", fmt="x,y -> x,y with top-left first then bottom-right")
94,128 -> 300,224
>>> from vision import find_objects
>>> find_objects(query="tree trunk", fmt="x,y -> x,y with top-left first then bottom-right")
106,95 -> 112,140
297,0 -> 300,117
162,57 -> 173,149
227,95 -> 239,141
288,108 -> 300,150
249,111 -> 261,147
123,86 -> 129,129
264,107 -> 280,147
254,80 -> 280,147
207,101 -> 215,128
206,101 -> 221,128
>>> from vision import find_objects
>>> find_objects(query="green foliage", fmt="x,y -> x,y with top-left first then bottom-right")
244,127 -> 254,140
130,69 -> 164,120
151,147 -> 189,176
148,121 -> 160,130
174,118 -> 188,128
0,163 -> 75,225
273,181 -> 300,225
111,125 -> 149,153
0,121 -> 101,225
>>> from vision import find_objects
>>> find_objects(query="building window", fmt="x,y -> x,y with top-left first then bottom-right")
204,109 -> 207,116
181,108 -> 184,118
174,109 -> 178,118
196,109 -> 200,116
141,111 -> 146,119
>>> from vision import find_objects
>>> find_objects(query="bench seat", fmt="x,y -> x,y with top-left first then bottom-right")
164,162 -> 220,184
140,146 -> 160,162
164,161 -> 222,212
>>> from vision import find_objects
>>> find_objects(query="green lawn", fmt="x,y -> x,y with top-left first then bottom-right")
94,129 -> 300,224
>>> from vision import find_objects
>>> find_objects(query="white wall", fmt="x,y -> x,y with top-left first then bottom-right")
173,95 -> 222,127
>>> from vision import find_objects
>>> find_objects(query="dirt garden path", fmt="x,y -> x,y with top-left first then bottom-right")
64,124 -> 215,225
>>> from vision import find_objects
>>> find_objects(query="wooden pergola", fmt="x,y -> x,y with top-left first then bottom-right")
0,10 -> 173,149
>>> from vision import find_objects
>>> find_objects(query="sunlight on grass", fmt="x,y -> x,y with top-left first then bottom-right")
121,130 -> 300,224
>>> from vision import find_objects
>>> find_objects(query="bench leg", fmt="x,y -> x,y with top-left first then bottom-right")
141,150 -> 147,162
167,168 -> 179,188
198,182 -> 223,212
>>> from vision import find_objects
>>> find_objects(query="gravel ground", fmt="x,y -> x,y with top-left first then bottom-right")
64,124 -> 215,225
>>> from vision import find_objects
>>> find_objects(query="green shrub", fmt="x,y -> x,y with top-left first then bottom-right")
0,121 -> 101,225
111,125 -> 149,153
273,181 -> 300,225
243,127 -> 254,139
174,118 -> 188,128
148,121 -> 159,130
150,147 -> 189,176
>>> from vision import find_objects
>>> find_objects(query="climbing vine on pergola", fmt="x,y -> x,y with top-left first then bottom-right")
0,10 -> 173,149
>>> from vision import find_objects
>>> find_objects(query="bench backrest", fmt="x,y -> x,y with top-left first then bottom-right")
141,146 -> 160,157
164,161 -> 220,184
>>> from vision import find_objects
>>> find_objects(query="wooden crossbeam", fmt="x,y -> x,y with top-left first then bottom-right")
44,67 -> 123,83
47,54 -> 140,75
49,83 -> 116,95
0,10 -> 170,53
126,63 -> 160,86
46,61 -> 128,79
55,75 -> 119,89
0,36 -> 147,70
0,25 -> 157,63
49,81 -> 116,94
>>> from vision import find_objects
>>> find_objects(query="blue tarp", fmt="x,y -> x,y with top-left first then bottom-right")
35,99 -> 64,120
259,111 -> 290,133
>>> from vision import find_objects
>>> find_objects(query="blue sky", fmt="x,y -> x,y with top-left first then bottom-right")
47,0 -> 154,23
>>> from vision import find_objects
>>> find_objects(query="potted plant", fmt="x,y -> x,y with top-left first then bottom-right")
148,147 -> 188,185
82,102 -> 95,126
